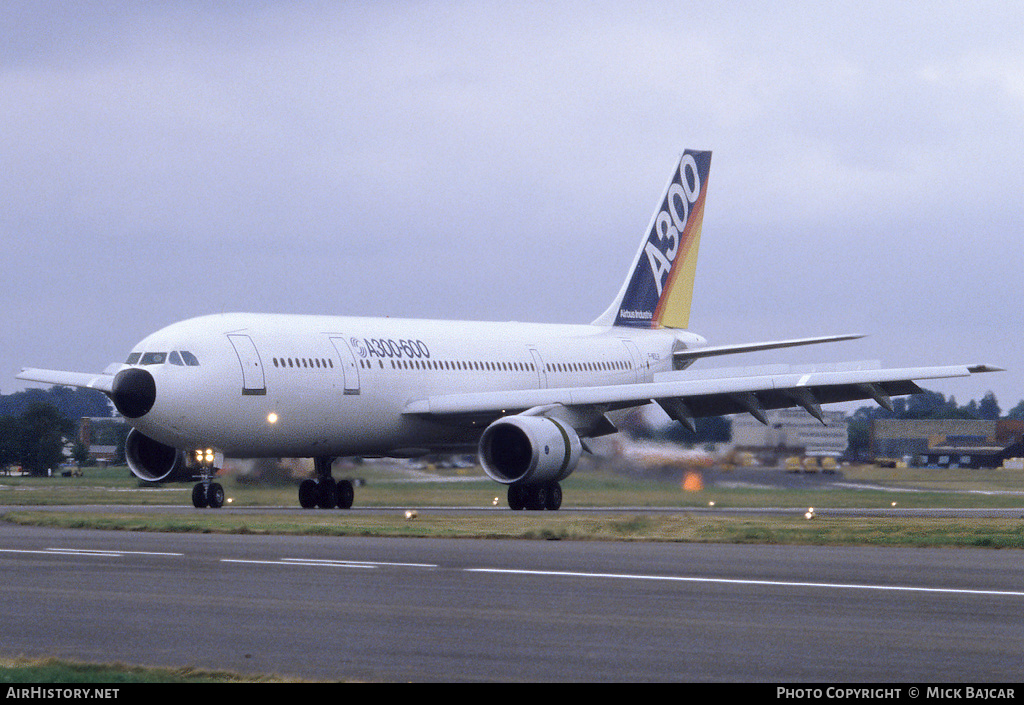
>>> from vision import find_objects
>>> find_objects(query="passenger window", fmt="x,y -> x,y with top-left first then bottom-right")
125,352 -> 141,365
168,351 -> 184,366
140,352 -> 167,365
181,351 -> 200,366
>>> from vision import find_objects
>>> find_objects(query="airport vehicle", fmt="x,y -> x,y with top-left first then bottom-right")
17,150 -> 998,509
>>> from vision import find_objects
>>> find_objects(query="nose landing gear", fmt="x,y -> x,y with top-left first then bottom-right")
190,449 -> 225,509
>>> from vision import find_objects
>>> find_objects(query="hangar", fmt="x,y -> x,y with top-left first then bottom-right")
732,408 -> 848,465
872,419 -> 1024,468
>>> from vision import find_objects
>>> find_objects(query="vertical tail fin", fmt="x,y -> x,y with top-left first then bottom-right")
593,150 -> 712,329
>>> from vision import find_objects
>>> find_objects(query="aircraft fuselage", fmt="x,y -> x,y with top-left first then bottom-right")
126,312 -> 702,459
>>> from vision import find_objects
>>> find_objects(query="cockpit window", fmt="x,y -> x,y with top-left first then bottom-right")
125,352 -> 141,365
180,351 -> 200,366
168,351 -> 184,366
140,352 -> 167,365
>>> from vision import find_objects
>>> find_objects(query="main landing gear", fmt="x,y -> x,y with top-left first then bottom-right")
298,456 -> 354,509
507,481 -> 563,511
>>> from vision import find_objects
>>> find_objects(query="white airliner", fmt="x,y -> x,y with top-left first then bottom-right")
18,150 -> 998,510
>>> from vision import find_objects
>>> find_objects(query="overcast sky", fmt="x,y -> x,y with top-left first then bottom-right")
3,1 -> 1021,412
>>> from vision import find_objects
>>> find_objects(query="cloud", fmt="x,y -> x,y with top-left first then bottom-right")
2,1 -> 1019,408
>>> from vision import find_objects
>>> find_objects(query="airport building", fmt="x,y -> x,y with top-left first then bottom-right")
77,416 -> 127,465
871,419 -> 1024,468
731,408 -> 848,464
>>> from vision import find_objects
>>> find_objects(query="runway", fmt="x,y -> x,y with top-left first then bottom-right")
2,522 -> 1023,681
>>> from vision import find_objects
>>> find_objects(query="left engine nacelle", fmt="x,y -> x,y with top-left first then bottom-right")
125,428 -> 188,483
478,415 -> 582,485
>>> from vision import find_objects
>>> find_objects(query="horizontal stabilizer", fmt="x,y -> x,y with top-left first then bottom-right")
674,334 -> 863,362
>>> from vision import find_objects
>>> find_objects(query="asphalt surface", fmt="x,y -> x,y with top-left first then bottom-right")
2,522 -> 1023,682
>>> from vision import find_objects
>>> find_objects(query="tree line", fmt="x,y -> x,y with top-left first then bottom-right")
0,387 -> 116,475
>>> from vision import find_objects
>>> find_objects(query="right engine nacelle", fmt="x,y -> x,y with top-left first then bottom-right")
478,415 -> 582,485
125,428 -> 188,483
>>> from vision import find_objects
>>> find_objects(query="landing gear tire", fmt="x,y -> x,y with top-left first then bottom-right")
336,479 -> 354,509
207,482 -> 225,509
191,483 -> 208,509
316,477 -> 338,509
508,484 -> 528,510
527,483 -> 548,511
298,479 -> 318,509
544,482 -> 563,511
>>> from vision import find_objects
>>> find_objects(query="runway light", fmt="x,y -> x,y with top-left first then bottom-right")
404,510 -> 418,520
492,497 -> 500,506
267,412 -> 279,424
804,511 -> 815,520
708,501 -> 715,507
891,501 -> 897,507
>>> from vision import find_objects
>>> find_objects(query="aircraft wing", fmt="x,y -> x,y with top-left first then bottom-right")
16,368 -> 116,394
404,363 -> 1002,432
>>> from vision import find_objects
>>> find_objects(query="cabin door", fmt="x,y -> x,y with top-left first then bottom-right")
227,334 -> 267,395
329,336 -> 361,395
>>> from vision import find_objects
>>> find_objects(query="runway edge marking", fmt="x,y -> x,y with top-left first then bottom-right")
464,568 -> 1024,598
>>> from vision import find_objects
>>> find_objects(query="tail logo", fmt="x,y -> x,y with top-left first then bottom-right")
613,150 -> 711,329
644,154 -> 702,296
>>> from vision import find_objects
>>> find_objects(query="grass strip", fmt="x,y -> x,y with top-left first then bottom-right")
0,656 -> 294,683
5,509 -> 1024,548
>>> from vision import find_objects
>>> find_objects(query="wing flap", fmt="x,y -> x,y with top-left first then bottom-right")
674,379 -> 923,419
405,363 -> 995,430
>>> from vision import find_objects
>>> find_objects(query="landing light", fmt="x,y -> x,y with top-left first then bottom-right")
194,448 -> 216,465
267,412 -> 279,424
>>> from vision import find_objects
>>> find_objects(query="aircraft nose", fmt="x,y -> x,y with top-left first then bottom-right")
111,367 -> 156,418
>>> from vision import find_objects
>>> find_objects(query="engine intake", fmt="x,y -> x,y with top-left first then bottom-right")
125,428 -> 187,482
479,415 -> 582,485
